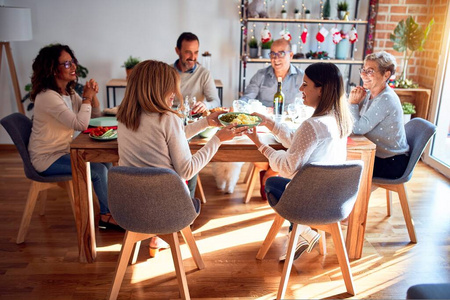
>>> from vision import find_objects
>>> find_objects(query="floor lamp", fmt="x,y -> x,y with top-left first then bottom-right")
0,6 -> 33,115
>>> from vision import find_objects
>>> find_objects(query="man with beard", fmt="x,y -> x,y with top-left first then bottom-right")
173,32 -> 220,114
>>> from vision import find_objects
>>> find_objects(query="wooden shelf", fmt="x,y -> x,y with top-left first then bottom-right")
394,88 -> 431,120
245,58 -> 364,65
247,17 -> 368,25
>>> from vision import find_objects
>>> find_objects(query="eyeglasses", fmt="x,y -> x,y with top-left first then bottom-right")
269,51 -> 291,59
59,59 -> 78,69
359,68 -> 377,76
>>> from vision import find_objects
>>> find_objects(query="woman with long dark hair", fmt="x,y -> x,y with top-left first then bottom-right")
245,62 -> 353,261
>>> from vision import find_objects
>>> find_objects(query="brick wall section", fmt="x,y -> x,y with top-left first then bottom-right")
373,0 -> 448,88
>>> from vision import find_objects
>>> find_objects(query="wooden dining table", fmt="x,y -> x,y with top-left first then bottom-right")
70,132 -> 375,263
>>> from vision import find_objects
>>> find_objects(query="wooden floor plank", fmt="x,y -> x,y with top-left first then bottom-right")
0,150 -> 449,299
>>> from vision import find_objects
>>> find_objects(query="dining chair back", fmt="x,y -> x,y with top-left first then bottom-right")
1,113 -> 74,244
256,161 -> 363,299
372,118 -> 436,243
107,166 -> 204,300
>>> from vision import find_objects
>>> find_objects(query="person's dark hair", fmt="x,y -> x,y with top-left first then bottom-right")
305,62 -> 353,138
30,44 -> 78,101
176,32 -> 199,49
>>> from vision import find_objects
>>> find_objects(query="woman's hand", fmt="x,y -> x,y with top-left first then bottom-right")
251,112 -> 275,131
244,127 -> 262,147
206,110 -> 227,127
215,125 -> 248,142
82,79 -> 99,101
349,86 -> 367,104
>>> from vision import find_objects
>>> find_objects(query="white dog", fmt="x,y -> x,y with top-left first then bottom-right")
212,162 -> 245,194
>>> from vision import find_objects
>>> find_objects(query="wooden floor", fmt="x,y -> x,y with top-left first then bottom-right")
0,149 -> 449,300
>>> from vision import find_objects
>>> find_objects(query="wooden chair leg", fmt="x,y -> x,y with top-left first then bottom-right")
256,214 -> 285,260
109,231 -> 149,300
397,184 -> 417,243
386,189 -> 392,217
130,240 -> 141,265
16,181 -> 54,244
37,189 -> 48,216
244,164 -> 261,203
318,230 -> 326,256
243,163 -> 255,184
180,226 -> 205,270
329,222 -> 355,296
63,181 -> 76,220
276,223 -> 302,300
166,232 -> 191,300
195,174 -> 206,204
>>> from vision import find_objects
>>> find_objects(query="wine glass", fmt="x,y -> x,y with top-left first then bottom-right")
287,103 -> 298,122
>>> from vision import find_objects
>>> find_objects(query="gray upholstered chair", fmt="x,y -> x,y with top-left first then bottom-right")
372,118 -> 436,243
256,161 -> 364,299
0,113 -> 74,244
107,166 -> 205,300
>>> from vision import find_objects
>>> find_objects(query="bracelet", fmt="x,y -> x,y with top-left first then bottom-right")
82,97 -> 92,102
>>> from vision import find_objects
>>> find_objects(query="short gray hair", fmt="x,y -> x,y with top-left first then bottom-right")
364,51 -> 397,77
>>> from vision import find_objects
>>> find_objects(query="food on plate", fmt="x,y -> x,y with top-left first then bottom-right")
90,126 -> 115,137
220,113 -> 260,125
202,107 -> 230,117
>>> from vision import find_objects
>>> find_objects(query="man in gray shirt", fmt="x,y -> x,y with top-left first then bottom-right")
240,38 -> 303,107
173,32 -> 220,114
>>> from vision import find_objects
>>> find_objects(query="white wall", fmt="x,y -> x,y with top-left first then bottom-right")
0,0 -> 242,144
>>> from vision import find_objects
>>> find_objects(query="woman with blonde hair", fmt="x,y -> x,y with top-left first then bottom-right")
117,60 -> 245,255
245,62 -> 353,261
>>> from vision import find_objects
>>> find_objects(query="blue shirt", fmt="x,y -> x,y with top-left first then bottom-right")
240,65 -> 304,107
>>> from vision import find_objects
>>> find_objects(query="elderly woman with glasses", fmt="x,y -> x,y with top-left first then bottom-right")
349,51 -> 409,179
28,44 -> 118,230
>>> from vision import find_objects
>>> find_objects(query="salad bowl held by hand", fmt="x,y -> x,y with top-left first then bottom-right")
218,112 -> 262,128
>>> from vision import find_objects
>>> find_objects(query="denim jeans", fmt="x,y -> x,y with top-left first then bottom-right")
41,154 -> 112,214
265,176 -> 293,231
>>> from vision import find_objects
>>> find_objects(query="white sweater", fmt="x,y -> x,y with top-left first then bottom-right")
118,112 -> 220,181
259,113 -> 348,179
29,90 -> 101,172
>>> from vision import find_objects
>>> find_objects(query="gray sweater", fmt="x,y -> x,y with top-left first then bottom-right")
350,84 -> 409,158
118,113 -> 220,181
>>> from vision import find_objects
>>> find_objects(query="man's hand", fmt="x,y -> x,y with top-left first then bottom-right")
191,101 -> 207,113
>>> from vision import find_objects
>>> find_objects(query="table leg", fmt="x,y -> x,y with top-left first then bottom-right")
70,149 -> 97,263
345,149 -> 375,259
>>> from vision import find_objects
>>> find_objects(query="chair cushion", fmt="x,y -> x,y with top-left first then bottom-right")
406,283 -> 450,299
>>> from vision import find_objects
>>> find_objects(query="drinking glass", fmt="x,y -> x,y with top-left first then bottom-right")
287,103 -> 298,122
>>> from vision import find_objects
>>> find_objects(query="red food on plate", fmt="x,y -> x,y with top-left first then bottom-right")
90,126 -> 111,137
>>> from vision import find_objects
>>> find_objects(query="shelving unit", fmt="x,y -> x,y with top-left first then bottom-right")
238,0 -> 379,95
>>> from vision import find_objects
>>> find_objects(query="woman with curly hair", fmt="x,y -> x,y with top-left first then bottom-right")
28,44 -> 119,230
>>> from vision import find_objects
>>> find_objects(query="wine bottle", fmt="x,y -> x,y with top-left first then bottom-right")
273,77 -> 285,119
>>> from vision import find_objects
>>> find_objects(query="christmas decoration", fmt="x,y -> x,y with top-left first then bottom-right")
349,26 -> 358,44
301,27 -> 308,43
331,27 -> 342,44
261,26 -> 272,44
316,26 -> 329,43
279,27 -> 292,41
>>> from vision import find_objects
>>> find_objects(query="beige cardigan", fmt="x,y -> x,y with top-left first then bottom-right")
29,90 -> 101,172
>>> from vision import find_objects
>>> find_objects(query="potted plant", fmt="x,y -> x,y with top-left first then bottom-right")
294,8 -> 301,19
337,1 -> 348,20
281,8 -> 287,19
323,0 -> 331,19
390,16 -> 434,82
305,9 -> 311,19
248,37 -> 259,58
122,56 -> 141,79
402,102 -> 416,123
261,40 -> 273,59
